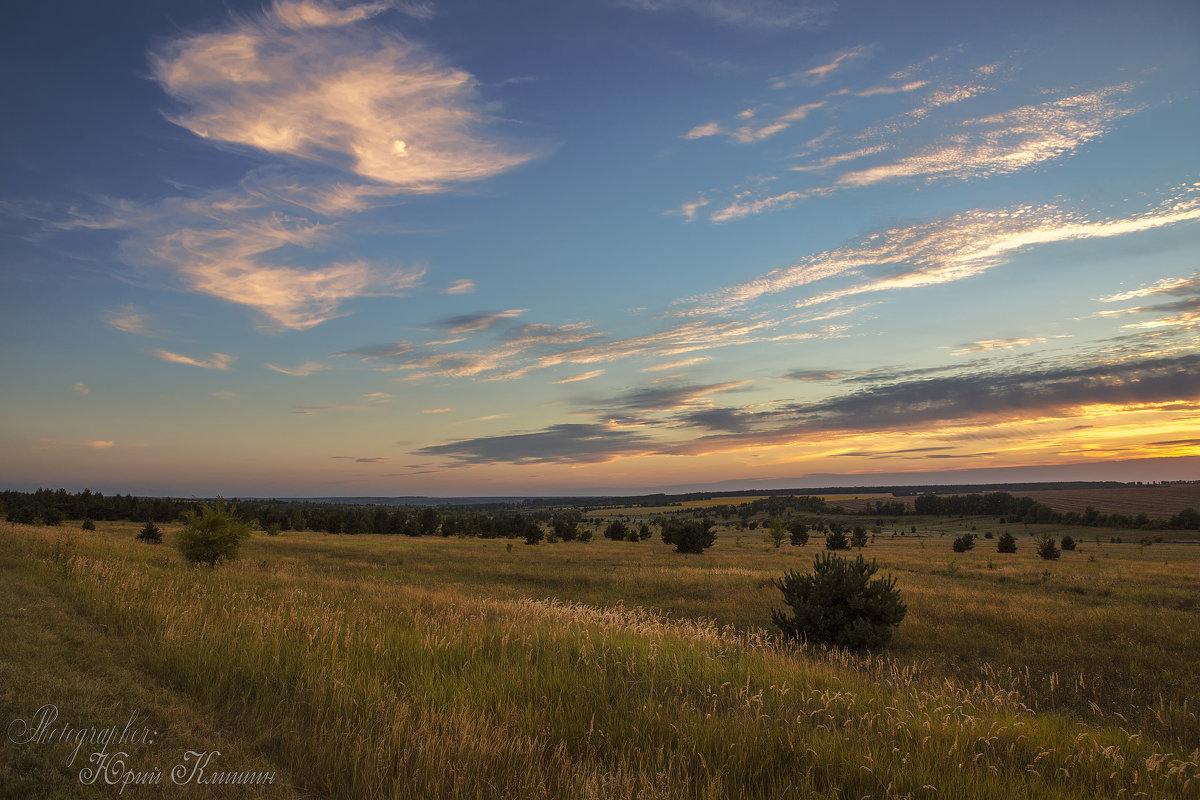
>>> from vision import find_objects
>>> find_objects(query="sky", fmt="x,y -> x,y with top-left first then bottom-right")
2,0 -> 1199,497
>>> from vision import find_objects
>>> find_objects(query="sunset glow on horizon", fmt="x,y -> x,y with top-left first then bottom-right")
2,0 -> 1198,497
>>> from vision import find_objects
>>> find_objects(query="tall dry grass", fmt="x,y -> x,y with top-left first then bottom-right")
3,521 -> 1198,799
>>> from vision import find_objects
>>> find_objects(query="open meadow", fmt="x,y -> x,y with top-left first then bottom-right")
2,517 -> 1198,799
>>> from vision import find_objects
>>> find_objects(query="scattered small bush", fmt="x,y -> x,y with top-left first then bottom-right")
603,520 -> 630,541
1060,535 -> 1076,551
80,518 -> 96,531
175,500 -> 248,565
824,528 -> 850,550
952,533 -> 976,552
788,521 -> 809,547
1036,534 -> 1061,560
137,521 -> 162,544
850,526 -> 868,549
997,532 -> 1018,553
660,518 -> 716,553
771,552 -> 906,651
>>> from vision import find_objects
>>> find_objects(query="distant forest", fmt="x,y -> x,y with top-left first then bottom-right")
2,487 -> 1197,535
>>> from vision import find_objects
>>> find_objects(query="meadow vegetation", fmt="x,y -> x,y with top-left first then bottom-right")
1,513 -> 1198,799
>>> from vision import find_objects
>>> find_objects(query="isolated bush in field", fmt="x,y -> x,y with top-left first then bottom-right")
660,518 -> 716,553
1036,534 -> 1060,560
997,532 -> 1018,553
984,531 -> 994,539
524,524 -> 545,545
637,522 -> 652,541
850,526 -> 868,549
789,521 -> 809,547
624,526 -> 640,542
175,500 -> 249,565
264,522 -> 281,536
952,533 -> 976,553
1060,535 -> 1076,551
575,526 -> 593,543
80,518 -> 96,531
824,528 -> 850,550
137,521 -> 162,544
603,520 -> 629,541
771,552 -> 906,651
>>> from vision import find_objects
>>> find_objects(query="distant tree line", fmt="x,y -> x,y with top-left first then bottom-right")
3,487 -> 1196,535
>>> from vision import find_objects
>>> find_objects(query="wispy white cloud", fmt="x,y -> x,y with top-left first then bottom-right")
101,191 -> 426,330
771,46 -> 870,88
443,279 -> 476,295
684,102 -> 825,144
153,0 -> 537,190
947,336 -> 1066,356
152,349 -> 235,370
72,382 -> 89,395
553,370 -> 605,384
641,356 -> 711,372
689,183 -> 1200,313
705,83 -> 1138,223
422,407 -> 453,414
1098,274 -> 1200,303
104,306 -> 160,336
85,440 -> 116,450
856,80 -> 927,97
265,360 -> 327,376
837,84 -> 1136,188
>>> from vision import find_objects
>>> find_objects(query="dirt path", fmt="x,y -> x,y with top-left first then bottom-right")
0,552 -> 303,800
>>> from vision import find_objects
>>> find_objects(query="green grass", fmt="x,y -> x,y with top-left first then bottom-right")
2,519 -> 1198,799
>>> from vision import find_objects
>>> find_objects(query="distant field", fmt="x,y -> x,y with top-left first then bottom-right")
1022,484 -> 1200,517
2,517 -> 1198,798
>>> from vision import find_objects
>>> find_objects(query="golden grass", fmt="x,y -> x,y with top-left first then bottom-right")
2,520 -> 1198,799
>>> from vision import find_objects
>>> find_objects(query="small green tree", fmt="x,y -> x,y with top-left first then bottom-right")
772,553 -> 906,651
137,520 -> 162,544
850,526 -> 868,549
997,531 -> 1018,553
660,518 -> 716,553
1036,534 -> 1060,560
952,533 -> 976,552
523,523 -> 545,545
789,521 -> 809,547
80,518 -> 96,531
175,500 -> 249,565
637,522 -> 652,541
1060,535 -> 1076,551
768,517 -> 788,548
824,528 -> 850,550
603,520 -> 630,541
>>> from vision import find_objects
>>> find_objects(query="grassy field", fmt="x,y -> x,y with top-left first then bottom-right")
2,518 -> 1198,799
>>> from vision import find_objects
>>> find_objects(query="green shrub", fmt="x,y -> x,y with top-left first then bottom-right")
997,532 -> 1018,553
137,521 -> 162,544
771,553 -> 906,651
80,518 -> 96,531
788,521 -> 809,547
952,533 -> 976,552
660,518 -> 716,553
824,528 -> 850,550
1036,534 -> 1060,560
1060,535 -> 1076,551
175,500 -> 249,565
850,526 -> 868,549
603,520 -> 629,541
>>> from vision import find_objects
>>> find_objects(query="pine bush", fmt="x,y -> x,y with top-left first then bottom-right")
772,553 -> 906,651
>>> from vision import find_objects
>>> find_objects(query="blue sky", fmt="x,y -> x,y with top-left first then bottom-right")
2,0 -> 1199,496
